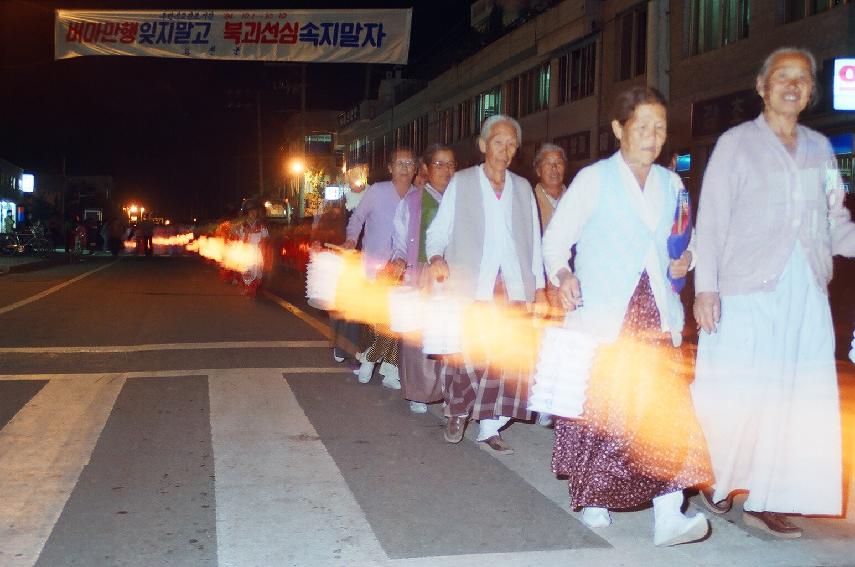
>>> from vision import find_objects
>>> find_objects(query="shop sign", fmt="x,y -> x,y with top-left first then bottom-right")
833,59 -> 855,111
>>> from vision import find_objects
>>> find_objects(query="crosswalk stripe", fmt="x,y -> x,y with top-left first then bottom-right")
0,367 -> 352,382
208,369 -> 386,566
0,375 -> 125,565
0,340 -> 329,354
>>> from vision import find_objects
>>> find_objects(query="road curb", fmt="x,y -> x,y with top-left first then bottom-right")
0,256 -> 65,275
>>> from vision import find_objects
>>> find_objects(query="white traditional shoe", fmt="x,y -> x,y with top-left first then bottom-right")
381,365 -> 401,389
332,348 -> 345,363
653,512 -> 709,546
581,507 -> 611,528
379,361 -> 394,376
409,401 -> 427,413
652,490 -> 709,546
357,360 -> 375,384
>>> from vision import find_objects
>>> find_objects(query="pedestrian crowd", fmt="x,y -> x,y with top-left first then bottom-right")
314,47 -> 855,546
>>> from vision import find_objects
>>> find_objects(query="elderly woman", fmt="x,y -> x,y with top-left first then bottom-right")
692,48 -> 855,538
532,142 -> 568,231
425,114 -> 547,453
389,144 -> 456,413
542,86 -> 711,546
344,147 -> 418,388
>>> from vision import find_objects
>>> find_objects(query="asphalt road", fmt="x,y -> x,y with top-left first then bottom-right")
1,255 -> 854,567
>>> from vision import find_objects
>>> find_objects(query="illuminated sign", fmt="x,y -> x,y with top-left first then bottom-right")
833,58 -> 855,111
21,174 -> 34,193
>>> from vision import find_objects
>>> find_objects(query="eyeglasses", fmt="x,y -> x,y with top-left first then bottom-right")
394,160 -> 416,168
430,160 -> 456,169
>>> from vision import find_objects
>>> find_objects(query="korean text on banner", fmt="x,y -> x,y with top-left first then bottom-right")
55,9 -> 412,65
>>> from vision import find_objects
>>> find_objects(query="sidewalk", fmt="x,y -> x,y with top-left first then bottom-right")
0,253 -> 64,275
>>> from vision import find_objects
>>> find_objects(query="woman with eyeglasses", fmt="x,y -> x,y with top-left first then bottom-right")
344,147 -> 418,388
388,143 -> 457,413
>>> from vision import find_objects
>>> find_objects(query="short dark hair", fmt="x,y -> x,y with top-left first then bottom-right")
612,86 -> 668,125
422,143 -> 454,165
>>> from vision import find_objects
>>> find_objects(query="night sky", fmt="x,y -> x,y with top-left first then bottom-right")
0,0 -> 472,220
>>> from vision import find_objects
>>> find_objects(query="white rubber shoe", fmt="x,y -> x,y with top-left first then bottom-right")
357,360 -> 375,384
581,507 -> 611,528
381,365 -> 401,389
652,491 -> 709,546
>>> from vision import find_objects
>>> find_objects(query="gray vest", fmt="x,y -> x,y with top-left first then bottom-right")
444,166 -> 537,302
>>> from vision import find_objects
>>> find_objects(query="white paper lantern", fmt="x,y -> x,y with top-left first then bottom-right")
388,286 -> 424,333
305,250 -> 344,310
527,326 -> 599,419
422,294 -> 463,355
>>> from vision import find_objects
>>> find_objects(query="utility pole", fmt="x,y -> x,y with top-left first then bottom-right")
298,63 -> 307,218
256,90 -> 264,197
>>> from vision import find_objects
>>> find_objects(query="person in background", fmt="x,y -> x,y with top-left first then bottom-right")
425,115 -> 547,454
531,143 -> 569,426
542,86 -> 710,546
692,47 -> 855,538
3,210 -> 14,234
344,147 -> 418,389
138,213 -> 155,257
388,143 -> 456,413
235,205 -> 269,298
106,218 -> 125,257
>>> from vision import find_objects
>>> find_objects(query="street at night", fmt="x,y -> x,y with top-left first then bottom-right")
2,0 -> 855,566
0,256 -> 854,566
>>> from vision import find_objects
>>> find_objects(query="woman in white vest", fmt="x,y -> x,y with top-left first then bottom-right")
542,86 -> 712,546
425,115 -> 548,454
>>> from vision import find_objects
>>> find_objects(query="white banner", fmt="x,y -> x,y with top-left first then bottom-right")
55,9 -> 411,64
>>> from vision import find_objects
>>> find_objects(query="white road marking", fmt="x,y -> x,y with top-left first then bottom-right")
0,340 -> 329,354
262,291 -> 333,339
0,374 -> 126,566
0,261 -> 118,316
0,367 -> 352,381
208,369 -> 386,567
262,290 -> 361,354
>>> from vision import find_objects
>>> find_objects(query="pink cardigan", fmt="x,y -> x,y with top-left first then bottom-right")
695,114 -> 855,296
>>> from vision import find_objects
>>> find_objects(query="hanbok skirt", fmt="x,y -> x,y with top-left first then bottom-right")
399,334 -> 443,403
692,244 -> 842,515
552,273 -> 711,509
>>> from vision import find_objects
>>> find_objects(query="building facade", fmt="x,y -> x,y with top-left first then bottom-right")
336,0 -> 854,196
0,158 -> 24,230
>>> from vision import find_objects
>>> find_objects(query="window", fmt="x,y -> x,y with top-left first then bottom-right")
413,114 -> 428,155
476,86 -> 503,127
457,99 -> 474,140
348,137 -> 368,165
616,5 -> 647,80
784,0 -> 838,23
689,0 -> 750,55
554,131 -> 591,161
503,76 -> 520,118
506,62 -> 550,117
559,41 -> 597,104
440,108 -> 453,144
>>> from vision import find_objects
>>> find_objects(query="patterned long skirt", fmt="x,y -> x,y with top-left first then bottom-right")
443,302 -> 535,421
364,325 -> 400,367
551,273 -> 711,509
